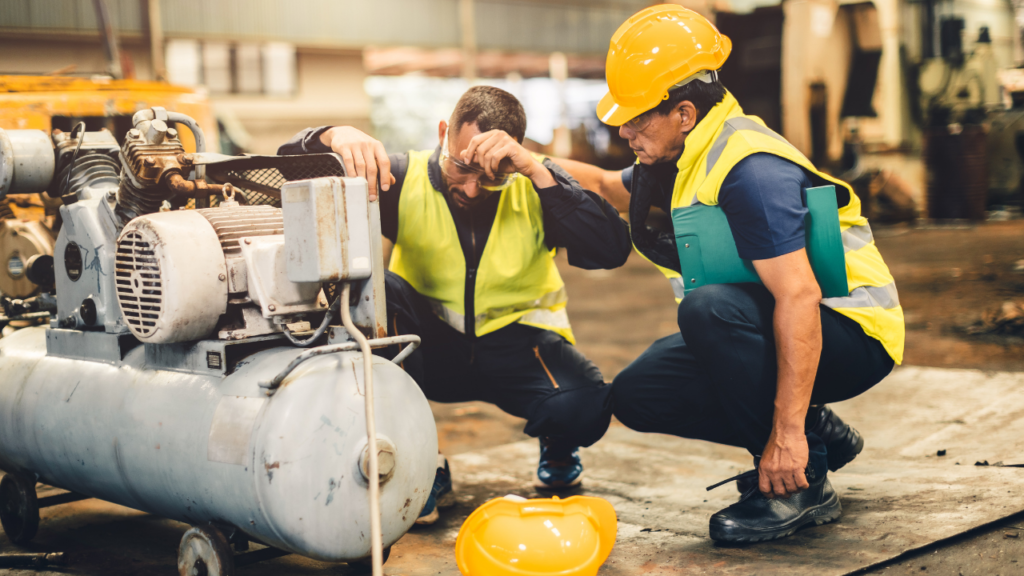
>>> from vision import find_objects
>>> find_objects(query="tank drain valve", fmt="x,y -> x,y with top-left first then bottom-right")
359,436 -> 397,485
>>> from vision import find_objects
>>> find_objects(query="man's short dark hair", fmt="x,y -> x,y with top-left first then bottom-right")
650,78 -> 727,125
450,85 -> 527,143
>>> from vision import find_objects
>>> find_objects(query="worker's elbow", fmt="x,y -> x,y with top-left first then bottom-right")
609,230 -> 632,268
774,279 -> 821,309
610,244 -> 631,268
793,281 -> 822,307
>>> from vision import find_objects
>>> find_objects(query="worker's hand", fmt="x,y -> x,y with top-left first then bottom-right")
319,126 -> 396,201
758,426 -> 810,498
460,130 -> 556,189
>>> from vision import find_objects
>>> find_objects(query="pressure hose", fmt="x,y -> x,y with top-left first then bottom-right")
340,283 -> 384,576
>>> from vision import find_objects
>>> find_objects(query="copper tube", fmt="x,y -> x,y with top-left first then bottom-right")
165,173 -> 225,198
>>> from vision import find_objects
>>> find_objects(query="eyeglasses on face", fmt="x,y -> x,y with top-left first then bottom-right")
440,129 -> 519,191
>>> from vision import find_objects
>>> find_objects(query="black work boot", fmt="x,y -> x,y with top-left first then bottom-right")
708,456 -> 841,544
807,405 -> 864,473
736,406 -> 863,494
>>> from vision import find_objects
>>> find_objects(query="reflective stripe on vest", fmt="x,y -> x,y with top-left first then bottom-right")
843,223 -> 874,253
669,277 -> 687,300
704,117 -> 792,180
388,150 -> 576,344
822,283 -> 900,310
428,286 -> 570,334
643,91 -> 904,364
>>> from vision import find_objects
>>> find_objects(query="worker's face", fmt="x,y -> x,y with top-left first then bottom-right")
618,101 -> 697,165
436,120 -> 515,210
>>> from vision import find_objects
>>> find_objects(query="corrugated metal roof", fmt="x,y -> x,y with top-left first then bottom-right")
0,0 -> 648,55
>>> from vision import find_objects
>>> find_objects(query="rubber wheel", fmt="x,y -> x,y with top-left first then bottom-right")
178,524 -> 236,576
349,546 -> 392,573
0,472 -> 40,544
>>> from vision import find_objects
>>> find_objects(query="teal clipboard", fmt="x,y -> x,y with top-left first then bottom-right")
671,185 -> 849,298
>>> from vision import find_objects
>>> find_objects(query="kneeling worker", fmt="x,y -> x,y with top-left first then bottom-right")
279,86 -> 631,524
594,6 -> 904,542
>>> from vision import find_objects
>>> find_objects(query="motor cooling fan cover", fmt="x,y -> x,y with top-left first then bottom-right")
115,211 -> 228,343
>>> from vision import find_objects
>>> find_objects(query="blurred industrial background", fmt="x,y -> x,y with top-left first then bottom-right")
3,1 -> 1024,574
2,0 -> 1021,216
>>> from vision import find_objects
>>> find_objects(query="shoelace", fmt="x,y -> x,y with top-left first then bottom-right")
705,469 -> 758,492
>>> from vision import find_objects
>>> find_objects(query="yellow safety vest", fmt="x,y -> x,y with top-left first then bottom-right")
389,150 -> 575,344
636,92 -> 904,364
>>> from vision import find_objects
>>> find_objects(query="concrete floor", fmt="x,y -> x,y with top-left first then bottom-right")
2,222 -> 1024,574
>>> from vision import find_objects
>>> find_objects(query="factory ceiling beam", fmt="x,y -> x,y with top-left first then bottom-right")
363,47 -> 605,79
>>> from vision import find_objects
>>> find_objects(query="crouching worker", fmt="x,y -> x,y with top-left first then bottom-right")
594,6 -> 905,543
279,86 -> 631,524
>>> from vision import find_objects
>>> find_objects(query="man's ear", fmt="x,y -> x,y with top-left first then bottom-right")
438,120 -> 448,146
677,101 -> 698,134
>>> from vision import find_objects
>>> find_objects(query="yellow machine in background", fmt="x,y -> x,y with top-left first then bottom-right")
0,75 -> 217,150
0,75 -> 218,319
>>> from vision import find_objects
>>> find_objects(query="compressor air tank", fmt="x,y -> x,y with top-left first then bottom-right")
0,325 -> 438,562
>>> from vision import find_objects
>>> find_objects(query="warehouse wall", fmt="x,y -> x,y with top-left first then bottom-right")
0,0 -> 648,55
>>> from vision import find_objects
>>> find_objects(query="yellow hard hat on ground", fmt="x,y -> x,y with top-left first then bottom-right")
455,495 -> 617,576
597,4 -> 732,126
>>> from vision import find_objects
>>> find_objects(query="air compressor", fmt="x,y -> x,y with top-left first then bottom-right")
0,109 -> 437,576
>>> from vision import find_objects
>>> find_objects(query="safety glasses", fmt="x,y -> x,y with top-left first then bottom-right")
439,130 -> 519,191
624,111 -> 656,133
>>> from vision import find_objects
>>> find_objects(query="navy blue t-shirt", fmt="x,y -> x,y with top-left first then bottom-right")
622,153 -> 811,261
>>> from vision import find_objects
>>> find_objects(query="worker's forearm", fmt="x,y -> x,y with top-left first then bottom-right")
771,296 -> 822,434
524,158 -> 557,189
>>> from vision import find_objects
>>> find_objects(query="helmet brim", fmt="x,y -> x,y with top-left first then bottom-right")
596,91 -> 651,127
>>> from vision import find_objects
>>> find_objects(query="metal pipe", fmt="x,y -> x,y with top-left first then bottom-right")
147,0 -> 166,81
164,112 -> 207,181
391,336 -> 419,365
340,283 -> 383,576
258,334 -> 420,394
92,0 -> 123,79
459,0 -> 477,81
165,173 -> 224,197
0,553 -> 66,569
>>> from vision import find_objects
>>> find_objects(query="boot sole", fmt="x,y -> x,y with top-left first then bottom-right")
414,488 -> 455,526
709,492 -> 842,544
534,471 -> 584,490
414,507 -> 439,525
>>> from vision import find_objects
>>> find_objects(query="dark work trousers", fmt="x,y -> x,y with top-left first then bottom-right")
612,283 -> 895,459
381,271 -> 613,449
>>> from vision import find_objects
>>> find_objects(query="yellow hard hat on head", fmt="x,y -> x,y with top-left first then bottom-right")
597,4 -> 732,126
455,495 -> 617,576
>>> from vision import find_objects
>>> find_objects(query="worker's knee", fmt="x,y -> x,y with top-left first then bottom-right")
523,384 -> 613,447
609,365 -> 663,434
677,284 -> 745,340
